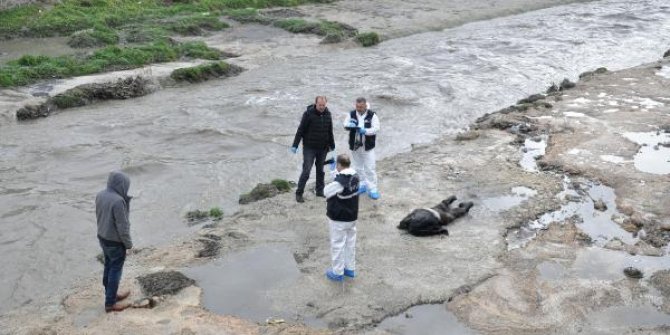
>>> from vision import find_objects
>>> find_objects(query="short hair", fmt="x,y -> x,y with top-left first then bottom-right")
355,97 -> 367,104
315,96 -> 328,104
337,154 -> 351,168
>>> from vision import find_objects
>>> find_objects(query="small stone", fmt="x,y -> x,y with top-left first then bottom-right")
604,238 -> 625,251
623,267 -> 644,279
266,318 -> 285,325
619,204 -> 635,216
405,312 -> 413,319
659,220 -> 670,231
621,220 -> 639,233
593,199 -> 607,212
455,130 -> 480,141
565,194 -> 581,202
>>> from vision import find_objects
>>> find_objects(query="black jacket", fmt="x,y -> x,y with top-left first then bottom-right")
292,105 -> 335,151
326,171 -> 360,222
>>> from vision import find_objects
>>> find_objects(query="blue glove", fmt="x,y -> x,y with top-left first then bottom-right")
329,160 -> 336,171
290,147 -> 298,154
346,121 -> 357,129
357,183 -> 367,194
358,127 -> 366,135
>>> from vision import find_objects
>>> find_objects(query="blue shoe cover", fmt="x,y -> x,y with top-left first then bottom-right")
343,269 -> 356,278
326,270 -> 344,282
368,190 -> 380,200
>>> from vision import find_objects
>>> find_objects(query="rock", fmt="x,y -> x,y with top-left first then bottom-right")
137,271 -> 195,297
579,67 -> 608,79
604,238 -> 625,251
16,104 -> 53,120
664,49 -> 670,58
546,83 -> 560,94
630,212 -> 647,227
455,130 -> 480,141
197,238 -> 221,258
623,267 -> 644,279
621,219 -> 639,233
239,180 -> 292,204
634,240 -> 664,257
266,318 -> 285,325
659,220 -> 670,231
132,298 -> 153,308
405,312 -> 413,318
517,94 -> 546,105
593,199 -> 607,212
560,78 -> 576,90
618,204 -> 635,216
565,194 -> 581,202
226,230 -> 249,240
649,270 -> 670,297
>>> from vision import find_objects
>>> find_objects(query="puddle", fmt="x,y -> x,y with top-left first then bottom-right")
572,247 -> 670,281
520,136 -> 547,172
623,132 -> 670,174
588,305 -> 670,330
506,178 -> 637,250
183,245 -> 324,327
481,186 -> 537,212
377,304 -> 479,335
657,66 -> 670,79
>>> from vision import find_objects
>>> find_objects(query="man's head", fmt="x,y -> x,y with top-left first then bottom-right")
315,96 -> 327,113
336,153 -> 351,172
355,97 -> 367,114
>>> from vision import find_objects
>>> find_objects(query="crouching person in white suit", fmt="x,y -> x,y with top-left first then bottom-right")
344,97 -> 380,199
323,154 -> 367,282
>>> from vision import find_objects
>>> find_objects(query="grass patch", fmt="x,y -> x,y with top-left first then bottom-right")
356,31 -> 380,47
0,4 -> 41,37
67,26 -> 119,48
0,41 -> 222,87
0,0 -> 336,38
185,207 -> 224,223
163,15 -> 230,35
274,18 -> 356,43
271,179 -> 291,192
170,61 -> 242,82
225,8 -> 272,24
209,207 -> 224,219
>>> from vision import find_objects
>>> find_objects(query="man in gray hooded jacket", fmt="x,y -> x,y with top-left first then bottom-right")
96,171 -> 133,312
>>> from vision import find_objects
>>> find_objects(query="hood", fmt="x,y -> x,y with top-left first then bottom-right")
338,167 -> 357,175
107,171 -> 131,201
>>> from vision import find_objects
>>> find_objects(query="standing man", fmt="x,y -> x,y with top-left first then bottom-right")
344,97 -> 380,199
96,171 -> 133,312
324,154 -> 364,282
291,96 -> 336,203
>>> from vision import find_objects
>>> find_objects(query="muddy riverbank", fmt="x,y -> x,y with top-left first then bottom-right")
3,53 -> 670,334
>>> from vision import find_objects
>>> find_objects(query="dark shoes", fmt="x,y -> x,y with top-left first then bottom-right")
105,301 -> 132,313
315,191 -> 325,198
296,194 -> 305,203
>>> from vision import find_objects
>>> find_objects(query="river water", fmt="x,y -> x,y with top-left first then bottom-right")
1,0 -> 670,313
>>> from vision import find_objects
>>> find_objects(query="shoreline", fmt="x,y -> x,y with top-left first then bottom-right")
3,52 -> 670,334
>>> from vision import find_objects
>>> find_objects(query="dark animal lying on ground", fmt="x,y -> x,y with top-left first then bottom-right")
397,196 -> 474,236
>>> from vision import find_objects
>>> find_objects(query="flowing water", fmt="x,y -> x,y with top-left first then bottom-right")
2,0 -> 670,313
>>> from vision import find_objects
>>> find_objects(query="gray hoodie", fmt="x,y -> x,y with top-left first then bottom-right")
96,171 -> 133,249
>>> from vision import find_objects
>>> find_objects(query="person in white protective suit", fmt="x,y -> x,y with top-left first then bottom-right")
343,97 -> 381,199
323,154 -> 367,282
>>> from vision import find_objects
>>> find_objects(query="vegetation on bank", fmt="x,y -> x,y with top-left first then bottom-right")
0,0 -> 334,87
170,61 -> 243,82
186,207 -> 224,223
0,41 -> 222,87
356,31 -> 380,47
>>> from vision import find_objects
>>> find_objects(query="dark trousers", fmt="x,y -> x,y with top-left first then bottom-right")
297,147 -> 327,195
99,236 -> 126,307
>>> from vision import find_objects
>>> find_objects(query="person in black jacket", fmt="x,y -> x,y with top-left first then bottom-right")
323,154 -> 365,282
291,96 -> 336,203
